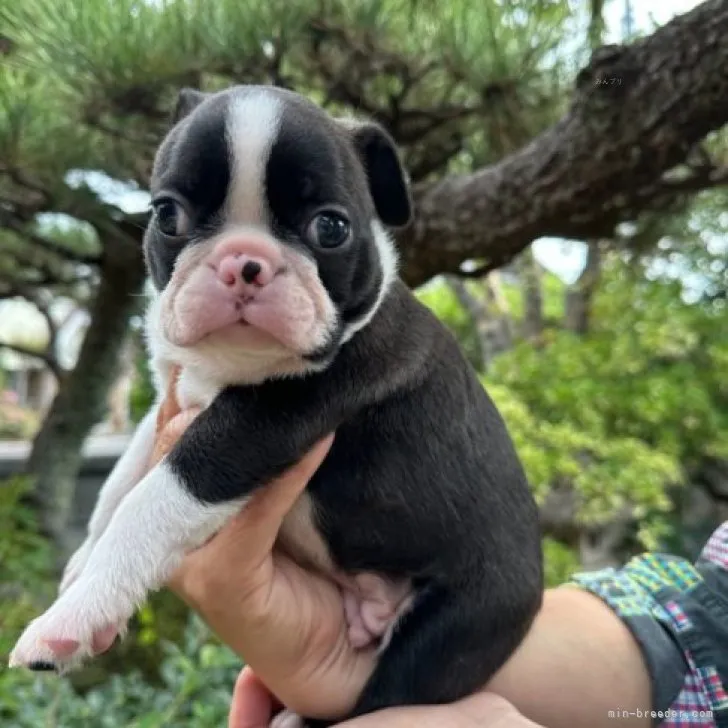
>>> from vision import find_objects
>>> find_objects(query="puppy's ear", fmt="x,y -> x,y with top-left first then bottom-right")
171,87 -> 208,124
344,120 -> 412,228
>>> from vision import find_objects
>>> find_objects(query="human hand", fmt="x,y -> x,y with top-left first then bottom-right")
227,584 -> 653,728
151,374 -> 652,728
228,666 -> 542,727
151,373 -> 377,721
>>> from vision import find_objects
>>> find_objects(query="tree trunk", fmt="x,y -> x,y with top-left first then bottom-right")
485,272 -> 516,354
519,250 -> 544,341
446,277 -> 488,371
106,337 -> 135,434
446,274 -> 514,371
25,239 -> 145,566
565,239 -> 603,334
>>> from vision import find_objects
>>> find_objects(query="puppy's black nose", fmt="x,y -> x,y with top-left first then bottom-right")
28,661 -> 57,672
241,261 -> 262,284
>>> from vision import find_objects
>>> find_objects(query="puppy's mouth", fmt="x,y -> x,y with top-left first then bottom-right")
162,262 -> 337,356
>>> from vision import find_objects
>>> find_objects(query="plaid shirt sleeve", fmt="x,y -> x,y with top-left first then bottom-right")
566,522 -> 728,728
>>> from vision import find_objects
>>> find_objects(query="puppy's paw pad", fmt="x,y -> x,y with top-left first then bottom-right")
10,611 -> 122,672
45,639 -> 80,659
271,710 -> 305,728
91,625 -> 119,654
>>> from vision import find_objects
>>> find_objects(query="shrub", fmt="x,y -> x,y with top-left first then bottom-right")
0,616 -> 242,728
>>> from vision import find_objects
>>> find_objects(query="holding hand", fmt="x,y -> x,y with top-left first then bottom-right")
229,666 -> 541,728
154,374 -> 376,721
153,375 -> 651,728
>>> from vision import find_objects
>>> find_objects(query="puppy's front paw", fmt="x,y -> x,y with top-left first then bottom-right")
9,587 -> 125,673
59,538 -> 94,594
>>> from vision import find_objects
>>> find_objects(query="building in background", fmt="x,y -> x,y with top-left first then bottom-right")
0,298 -> 135,437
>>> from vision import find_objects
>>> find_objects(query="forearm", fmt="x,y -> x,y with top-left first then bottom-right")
487,587 -> 651,728
489,523 -> 728,728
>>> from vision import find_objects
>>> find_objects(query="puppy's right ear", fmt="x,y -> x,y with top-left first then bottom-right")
171,88 -> 208,124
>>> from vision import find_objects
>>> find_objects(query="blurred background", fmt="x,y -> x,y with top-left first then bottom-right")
1,0 -> 726,725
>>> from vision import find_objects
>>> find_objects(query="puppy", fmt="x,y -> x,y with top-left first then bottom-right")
10,85 -> 543,726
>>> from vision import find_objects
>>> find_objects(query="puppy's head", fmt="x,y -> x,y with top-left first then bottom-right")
144,85 -> 411,385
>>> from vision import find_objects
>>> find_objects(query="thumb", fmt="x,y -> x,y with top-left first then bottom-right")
150,408 -> 202,467
156,366 -> 183,430
452,692 -> 541,726
336,693 -> 539,728
201,434 -> 334,557
229,667 -> 277,728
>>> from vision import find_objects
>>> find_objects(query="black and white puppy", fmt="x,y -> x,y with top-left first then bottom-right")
10,85 -> 543,725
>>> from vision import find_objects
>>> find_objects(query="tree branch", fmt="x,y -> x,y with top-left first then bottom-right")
0,341 -> 62,380
2,219 -> 100,266
565,239 -> 603,334
397,0 -> 728,286
0,282 -> 64,377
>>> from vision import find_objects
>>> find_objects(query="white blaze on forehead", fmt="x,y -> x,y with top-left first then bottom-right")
225,90 -> 283,225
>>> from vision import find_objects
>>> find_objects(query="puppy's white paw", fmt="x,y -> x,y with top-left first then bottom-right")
9,585 -> 125,673
271,710 -> 305,728
59,538 -> 94,594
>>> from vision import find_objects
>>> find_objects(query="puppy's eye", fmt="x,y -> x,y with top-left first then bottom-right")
152,198 -> 190,238
307,212 -> 351,249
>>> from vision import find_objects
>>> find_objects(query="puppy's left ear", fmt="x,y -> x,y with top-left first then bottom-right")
171,87 -> 208,125
345,121 -> 412,228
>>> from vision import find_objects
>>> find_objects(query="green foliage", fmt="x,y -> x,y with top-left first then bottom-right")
416,254 -> 726,559
415,280 -> 481,368
501,268 -> 567,324
0,0 -> 577,195
129,336 -> 155,424
0,478 -> 227,724
484,258 -> 727,552
0,616 -> 242,728
0,477 -> 54,656
493,262 -> 728,467
542,537 -> 581,587
484,381 -> 677,539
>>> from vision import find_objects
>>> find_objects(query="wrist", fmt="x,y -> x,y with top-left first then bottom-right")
485,587 -> 651,728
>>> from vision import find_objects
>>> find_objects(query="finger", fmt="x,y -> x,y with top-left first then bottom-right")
150,408 -> 201,466
156,366 -> 183,431
169,435 -> 334,597
229,667 -> 276,728
206,434 -> 334,556
335,692 -> 537,728
452,692 -> 540,726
